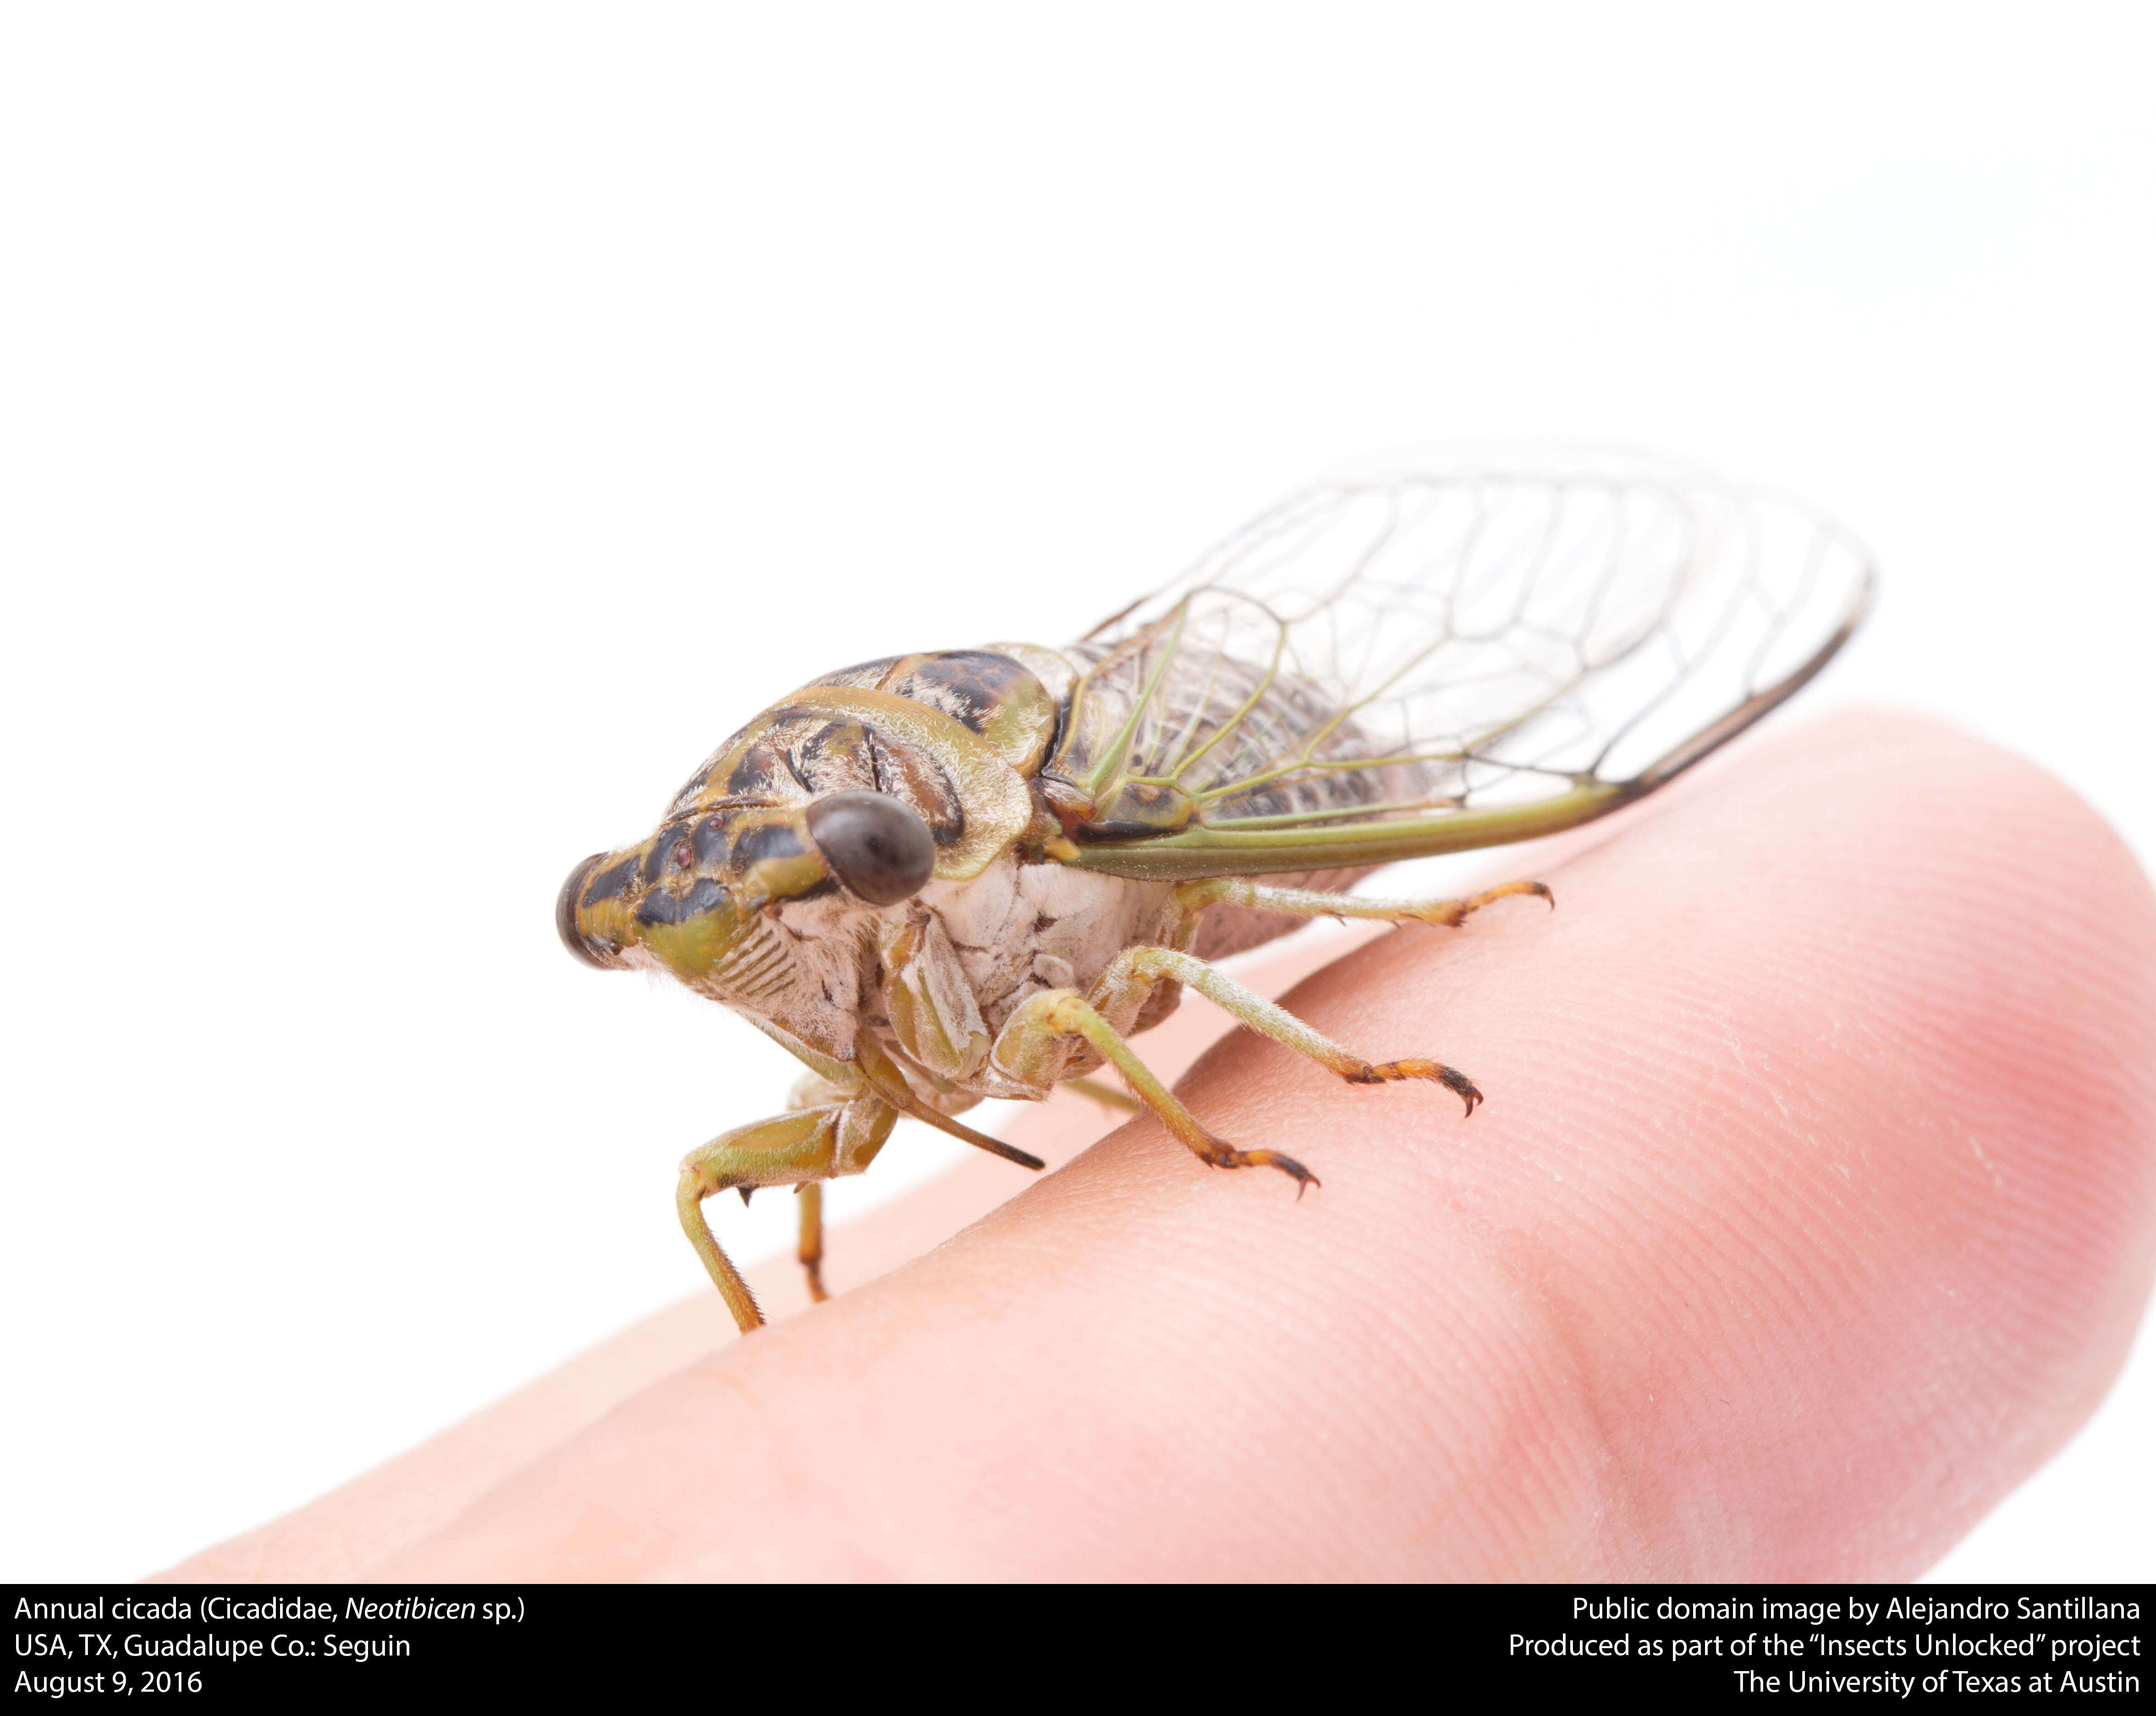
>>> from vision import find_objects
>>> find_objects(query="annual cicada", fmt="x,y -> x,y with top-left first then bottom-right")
557,450 -> 1875,1332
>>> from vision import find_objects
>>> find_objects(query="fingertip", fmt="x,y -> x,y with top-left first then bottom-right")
1261,709 -> 2156,1575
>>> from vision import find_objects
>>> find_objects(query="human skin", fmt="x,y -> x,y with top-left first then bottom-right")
165,710 -> 2156,1581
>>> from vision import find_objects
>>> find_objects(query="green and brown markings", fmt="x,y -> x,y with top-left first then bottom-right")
560,458 -> 1877,1331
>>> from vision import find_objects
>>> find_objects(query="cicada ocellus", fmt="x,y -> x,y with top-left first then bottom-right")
557,451 -> 1875,1331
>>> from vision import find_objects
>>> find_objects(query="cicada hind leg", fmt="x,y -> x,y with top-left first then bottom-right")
1176,875 -> 1553,930
993,877 -> 1553,1189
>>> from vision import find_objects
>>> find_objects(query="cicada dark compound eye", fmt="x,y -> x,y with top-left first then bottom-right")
805,791 -> 936,907
556,852 -> 625,969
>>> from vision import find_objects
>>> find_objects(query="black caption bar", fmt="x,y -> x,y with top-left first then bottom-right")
6,1583 -> 2147,1703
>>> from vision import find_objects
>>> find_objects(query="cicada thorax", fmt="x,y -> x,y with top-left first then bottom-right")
666,647 -> 1065,859
1034,603 -> 1421,963
1040,600 -> 1439,842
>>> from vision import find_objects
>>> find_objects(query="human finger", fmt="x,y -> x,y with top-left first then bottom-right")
371,710 -> 2156,1579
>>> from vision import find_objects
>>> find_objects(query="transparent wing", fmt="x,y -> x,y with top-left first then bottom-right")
1045,448 -> 1876,879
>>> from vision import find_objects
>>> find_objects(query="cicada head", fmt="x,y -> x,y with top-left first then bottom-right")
556,792 -> 936,999
562,652 -> 1043,1030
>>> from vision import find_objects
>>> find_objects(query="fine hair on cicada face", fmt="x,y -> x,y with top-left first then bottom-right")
557,792 -> 940,989
558,450 -> 1877,1334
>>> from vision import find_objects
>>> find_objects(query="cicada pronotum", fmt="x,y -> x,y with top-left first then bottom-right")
557,450 -> 1875,1331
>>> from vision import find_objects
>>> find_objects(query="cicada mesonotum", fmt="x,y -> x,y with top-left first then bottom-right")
557,451 -> 1875,1331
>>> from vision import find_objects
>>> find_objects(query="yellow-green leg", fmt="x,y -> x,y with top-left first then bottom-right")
676,1094 -> 896,1332
1096,944 -> 1485,1115
1064,1074 -> 1141,1113
797,1182 -> 828,1304
996,989 -> 1321,1188
1176,875 -> 1551,927
989,923 -> 1496,1194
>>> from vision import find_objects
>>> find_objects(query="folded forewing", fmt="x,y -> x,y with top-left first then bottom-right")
1049,450 -> 1875,878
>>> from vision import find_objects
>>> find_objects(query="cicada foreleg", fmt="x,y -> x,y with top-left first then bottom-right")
1175,875 -> 1553,929
784,1071 -> 855,1304
797,1182 -> 828,1304
676,1094 -> 898,1333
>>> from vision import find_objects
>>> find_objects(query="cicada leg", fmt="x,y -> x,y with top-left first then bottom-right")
1094,945 -> 1484,1116
1063,1074 -> 1141,1113
797,1182 -> 829,1304
992,934 -> 1489,1193
1176,875 -> 1553,928
676,1094 -> 896,1333
784,1073 -> 842,1306
994,987 -> 1320,1188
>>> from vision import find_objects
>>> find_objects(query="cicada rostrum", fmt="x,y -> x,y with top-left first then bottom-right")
557,451 -> 1875,1331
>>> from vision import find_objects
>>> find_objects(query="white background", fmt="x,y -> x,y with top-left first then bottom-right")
3,5 -> 2151,1581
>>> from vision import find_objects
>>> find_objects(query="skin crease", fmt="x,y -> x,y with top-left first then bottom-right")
165,710 -> 2156,1581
